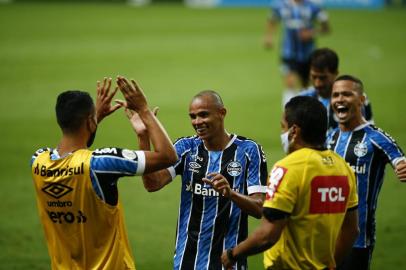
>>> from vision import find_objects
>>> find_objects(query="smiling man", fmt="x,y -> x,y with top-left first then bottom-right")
135,90 -> 268,270
300,48 -> 373,132
328,75 -> 406,270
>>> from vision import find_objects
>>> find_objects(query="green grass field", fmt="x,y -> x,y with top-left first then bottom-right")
0,2 -> 405,269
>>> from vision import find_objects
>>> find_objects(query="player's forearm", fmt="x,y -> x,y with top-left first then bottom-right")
334,210 -> 359,265
230,192 -> 264,219
231,219 -> 277,259
142,170 -> 171,192
138,109 -> 177,165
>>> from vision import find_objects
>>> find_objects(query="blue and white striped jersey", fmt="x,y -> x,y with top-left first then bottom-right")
327,123 -> 405,248
168,134 -> 268,270
31,147 -> 145,205
270,0 -> 328,62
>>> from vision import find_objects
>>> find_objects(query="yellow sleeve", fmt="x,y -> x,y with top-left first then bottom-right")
264,163 -> 300,214
347,170 -> 358,209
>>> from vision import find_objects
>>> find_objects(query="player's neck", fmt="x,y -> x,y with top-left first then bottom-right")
203,131 -> 231,151
339,116 -> 367,132
57,133 -> 88,157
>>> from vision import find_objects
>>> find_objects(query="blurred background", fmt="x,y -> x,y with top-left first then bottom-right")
0,0 -> 405,269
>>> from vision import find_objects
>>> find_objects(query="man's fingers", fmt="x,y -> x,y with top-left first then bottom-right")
110,103 -> 122,113
152,107 -> 159,116
108,86 -> 119,100
114,99 -> 127,107
131,79 -> 139,91
105,77 -> 112,95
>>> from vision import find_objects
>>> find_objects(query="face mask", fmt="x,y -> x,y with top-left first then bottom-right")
280,128 -> 291,154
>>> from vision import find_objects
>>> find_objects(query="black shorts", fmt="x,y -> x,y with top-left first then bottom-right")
337,246 -> 375,270
281,58 -> 310,87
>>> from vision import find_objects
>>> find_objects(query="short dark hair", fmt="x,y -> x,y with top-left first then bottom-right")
334,74 -> 364,94
192,90 -> 224,108
56,90 -> 94,133
285,96 -> 327,146
310,48 -> 339,73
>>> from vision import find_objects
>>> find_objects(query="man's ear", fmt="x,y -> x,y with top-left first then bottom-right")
360,93 -> 366,105
87,115 -> 97,132
219,107 -> 227,119
290,124 -> 301,142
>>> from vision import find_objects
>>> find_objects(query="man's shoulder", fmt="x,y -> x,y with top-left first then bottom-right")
299,87 -> 318,97
31,147 -> 52,164
234,134 -> 262,147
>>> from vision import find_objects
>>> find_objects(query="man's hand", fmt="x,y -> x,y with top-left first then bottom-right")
120,105 -> 159,136
202,173 -> 232,198
221,249 -> 234,270
395,160 -> 406,182
299,28 -> 315,42
116,76 -> 148,113
264,35 -> 274,49
96,77 -> 122,123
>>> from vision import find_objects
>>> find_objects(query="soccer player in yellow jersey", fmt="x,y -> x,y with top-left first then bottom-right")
222,96 -> 359,270
30,76 -> 177,270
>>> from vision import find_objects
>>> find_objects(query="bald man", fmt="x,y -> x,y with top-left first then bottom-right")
130,90 -> 268,270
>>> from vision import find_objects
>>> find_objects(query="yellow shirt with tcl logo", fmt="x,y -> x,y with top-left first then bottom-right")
31,149 -> 135,270
263,148 -> 358,270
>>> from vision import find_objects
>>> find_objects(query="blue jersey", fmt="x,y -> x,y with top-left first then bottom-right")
270,0 -> 328,62
327,124 -> 405,248
169,134 -> 268,270
31,147 -> 145,205
300,87 -> 374,132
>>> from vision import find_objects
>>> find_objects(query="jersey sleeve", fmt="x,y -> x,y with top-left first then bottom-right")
167,137 -> 192,180
346,168 -> 359,210
263,163 -> 299,214
370,128 -> 405,167
269,1 -> 282,21
245,142 -> 268,195
90,147 -> 146,176
313,4 -> 328,22
30,147 -> 51,166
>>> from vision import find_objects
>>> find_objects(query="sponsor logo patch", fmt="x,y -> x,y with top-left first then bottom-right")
42,183 -> 73,199
122,149 -> 137,160
310,176 -> 349,214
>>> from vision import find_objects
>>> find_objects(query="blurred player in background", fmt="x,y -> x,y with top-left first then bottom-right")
130,90 -> 268,270
300,48 -> 373,131
221,96 -> 359,270
264,0 -> 330,106
30,77 -> 177,269
328,75 -> 406,270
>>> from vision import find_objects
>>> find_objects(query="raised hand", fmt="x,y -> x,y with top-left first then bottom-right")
96,77 -> 122,123
116,76 -> 148,113
121,105 -> 159,136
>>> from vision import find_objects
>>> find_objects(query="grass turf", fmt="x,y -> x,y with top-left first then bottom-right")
0,3 -> 405,269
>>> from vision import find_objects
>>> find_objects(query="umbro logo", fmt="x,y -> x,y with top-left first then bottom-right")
42,183 -> 73,199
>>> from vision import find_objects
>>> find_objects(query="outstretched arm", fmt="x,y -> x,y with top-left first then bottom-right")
116,76 -> 177,174
203,173 -> 264,218
121,106 -> 173,191
221,216 -> 287,269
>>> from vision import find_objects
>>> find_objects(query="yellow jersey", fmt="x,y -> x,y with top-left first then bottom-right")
263,148 -> 358,270
31,149 -> 135,270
